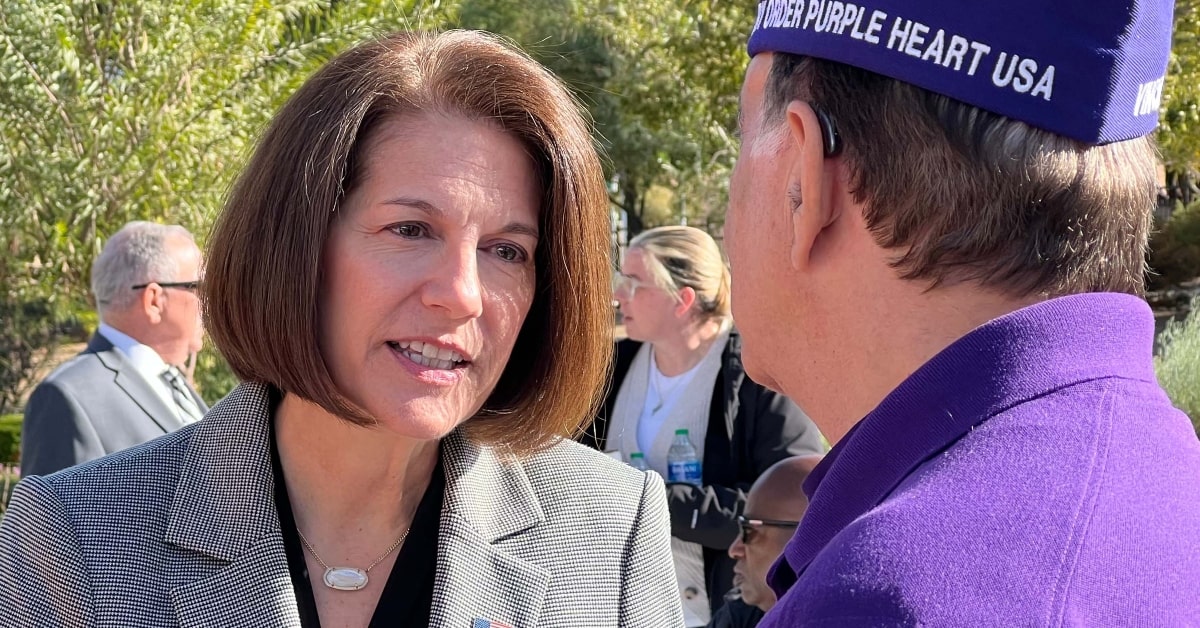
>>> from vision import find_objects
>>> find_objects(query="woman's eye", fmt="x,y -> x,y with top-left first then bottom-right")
389,223 -> 427,238
493,244 -> 528,263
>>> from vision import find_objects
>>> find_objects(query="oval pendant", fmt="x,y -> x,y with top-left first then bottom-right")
323,567 -> 369,591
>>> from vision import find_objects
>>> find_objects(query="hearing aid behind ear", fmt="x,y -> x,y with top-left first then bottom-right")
815,107 -> 841,158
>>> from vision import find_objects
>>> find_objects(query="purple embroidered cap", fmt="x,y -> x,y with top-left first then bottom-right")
747,0 -> 1175,145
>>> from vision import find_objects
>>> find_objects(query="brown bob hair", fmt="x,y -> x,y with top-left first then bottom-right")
203,31 -> 613,455
764,54 -> 1159,298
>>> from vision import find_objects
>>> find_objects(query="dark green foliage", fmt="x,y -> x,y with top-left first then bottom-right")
1148,201 -> 1200,291
0,466 -> 15,514
0,414 -> 22,464
0,300 -> 60,416
0,298 -> 89,415
1158,0 -> 1200,189
192,345 -> 240,407
1155,298 -> 1200,436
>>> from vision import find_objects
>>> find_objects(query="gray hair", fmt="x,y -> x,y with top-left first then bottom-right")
91,221 -> 195,318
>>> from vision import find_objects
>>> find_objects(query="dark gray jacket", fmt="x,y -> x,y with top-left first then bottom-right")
21,332 -> 205,476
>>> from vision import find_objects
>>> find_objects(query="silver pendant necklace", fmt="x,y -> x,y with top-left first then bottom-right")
648,349 -> 684,415
297,527 -> 410,591
649,369 -> 668,414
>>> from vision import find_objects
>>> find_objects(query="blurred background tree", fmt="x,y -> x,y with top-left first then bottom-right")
0,0 -> 451,410
1158,0 -> 1200,207
1148,0 -> 1200,292
1156,297 -> 1200,436
3,0 -> 1200,415
452,0 -> 748,234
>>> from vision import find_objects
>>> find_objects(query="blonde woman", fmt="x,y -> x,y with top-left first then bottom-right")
582,225 -> 823,627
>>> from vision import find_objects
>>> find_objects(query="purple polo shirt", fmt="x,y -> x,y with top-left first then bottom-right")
761,293 -> 1200,625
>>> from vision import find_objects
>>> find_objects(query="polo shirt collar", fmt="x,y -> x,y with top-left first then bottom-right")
770,292 -> 1157,593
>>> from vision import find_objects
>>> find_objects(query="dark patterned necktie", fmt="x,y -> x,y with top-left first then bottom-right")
162,366 -> 203,423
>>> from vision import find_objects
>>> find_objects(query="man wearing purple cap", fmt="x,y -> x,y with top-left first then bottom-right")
726,0 -> 1200,624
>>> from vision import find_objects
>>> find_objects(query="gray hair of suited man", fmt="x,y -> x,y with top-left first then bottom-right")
91,221 -> 195,320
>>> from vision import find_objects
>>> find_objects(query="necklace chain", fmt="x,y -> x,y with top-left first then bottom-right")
649,369 -> 669,414
296,527 -> 410,573
649,349 -> 686,415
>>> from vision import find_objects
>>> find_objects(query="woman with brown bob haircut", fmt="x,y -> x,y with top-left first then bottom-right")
0,31 -> 684,628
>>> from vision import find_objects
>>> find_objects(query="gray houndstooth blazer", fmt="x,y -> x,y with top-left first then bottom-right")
0,382 -> 685,627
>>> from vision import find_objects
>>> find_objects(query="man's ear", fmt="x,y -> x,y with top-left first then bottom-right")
143,284 -> 165,324
785,100 -> 838,271
674,286 -> 698,318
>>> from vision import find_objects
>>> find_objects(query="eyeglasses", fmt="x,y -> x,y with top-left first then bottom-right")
736,514 -> 800,545
613,273 -> 653,298
131,280 -> 201,292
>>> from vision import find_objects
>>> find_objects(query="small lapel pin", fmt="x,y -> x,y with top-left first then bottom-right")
472,619 -> 514,628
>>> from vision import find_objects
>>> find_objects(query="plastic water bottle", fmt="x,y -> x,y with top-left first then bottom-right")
629,452 -> 649,472
667,428 -> 703,485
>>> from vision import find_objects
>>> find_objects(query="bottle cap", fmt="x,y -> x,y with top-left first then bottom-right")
675,428 -> 689,435
630,452 -> 645,459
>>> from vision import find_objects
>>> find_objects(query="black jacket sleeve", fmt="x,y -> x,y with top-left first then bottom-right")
750,385 -> 825,474
666,481 -> 747,549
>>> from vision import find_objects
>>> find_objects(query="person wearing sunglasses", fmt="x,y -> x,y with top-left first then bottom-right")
20,220 -> 207,477
707,455 -> 822,628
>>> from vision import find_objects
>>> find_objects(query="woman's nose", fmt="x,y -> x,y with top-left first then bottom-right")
422,247 -> 484,319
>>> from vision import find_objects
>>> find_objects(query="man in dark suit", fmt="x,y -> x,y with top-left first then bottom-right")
21,221 -> 208,476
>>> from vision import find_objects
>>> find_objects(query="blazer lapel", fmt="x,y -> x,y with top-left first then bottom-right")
90,333 -> 184,432
431,432 -> 550,628
170,533 -> 299,628
164,382 -> 300,627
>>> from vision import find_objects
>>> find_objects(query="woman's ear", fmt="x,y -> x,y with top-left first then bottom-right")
785,100 -> 838,271
674,286 -> 698,318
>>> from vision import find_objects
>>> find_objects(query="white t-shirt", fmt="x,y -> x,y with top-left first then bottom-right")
634,344 -> 723,627
636,352 -> 703,454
